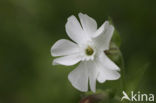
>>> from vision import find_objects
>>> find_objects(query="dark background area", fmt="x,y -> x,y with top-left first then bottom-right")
0,0 -> 156,103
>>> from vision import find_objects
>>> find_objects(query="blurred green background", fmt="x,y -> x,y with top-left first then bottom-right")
0,0 -> 156,103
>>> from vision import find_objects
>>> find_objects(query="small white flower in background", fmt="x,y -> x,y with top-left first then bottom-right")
51,13 -> 120,92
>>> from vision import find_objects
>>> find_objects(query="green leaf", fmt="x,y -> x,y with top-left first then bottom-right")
126,62 -> 149,93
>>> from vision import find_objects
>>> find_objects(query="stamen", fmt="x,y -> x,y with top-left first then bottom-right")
85,46 -> 94,56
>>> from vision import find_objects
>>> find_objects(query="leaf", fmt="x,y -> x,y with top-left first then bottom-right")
126,62 -> 149,93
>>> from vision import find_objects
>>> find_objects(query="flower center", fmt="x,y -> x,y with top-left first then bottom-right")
85,46 -> 94,56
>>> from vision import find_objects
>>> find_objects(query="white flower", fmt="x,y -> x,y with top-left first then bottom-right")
51,13 -> 120,92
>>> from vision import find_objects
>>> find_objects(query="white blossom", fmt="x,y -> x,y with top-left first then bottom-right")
51,13 -> 120,92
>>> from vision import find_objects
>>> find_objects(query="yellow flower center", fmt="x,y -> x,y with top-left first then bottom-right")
85,46 -> 94,56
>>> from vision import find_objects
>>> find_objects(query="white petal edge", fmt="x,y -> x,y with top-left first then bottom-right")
96,52 -> 120,71
65,15 -> 90,44
87,61 -> 98,92
78,13 -> 97,37
68,62 -> 88,92
97,66 -> 120,83
53,54 -> 81,66
94,21 -> 114,50
93,21 -> 109,38
96,57 -> 120,83
51,39 -> 80,57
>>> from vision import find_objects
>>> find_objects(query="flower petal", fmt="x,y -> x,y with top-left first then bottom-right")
53,54 -> 81,66
51,39 -> 79,57
68,62 -> 88,92
87,61 -> 98,92
94,21 -> 114,50
65,15 -> 90,44
96,52 -> 120,71
97,66 -> 120,83
95,53 -> 120,83
78,13 -> 97,36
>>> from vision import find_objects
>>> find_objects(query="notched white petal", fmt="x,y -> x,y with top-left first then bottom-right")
97,68 -> 120,83
93,21 -> 109,38
65,15 -> 90,44
87,61 -> 98,92
53,55 -> 81,66
97,53 -> 120,71
78,13 -> 97,36
68,62 -> 88,92
51,39 -> 79,57
94,21 -> 115,50
95,53 -> 120,83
